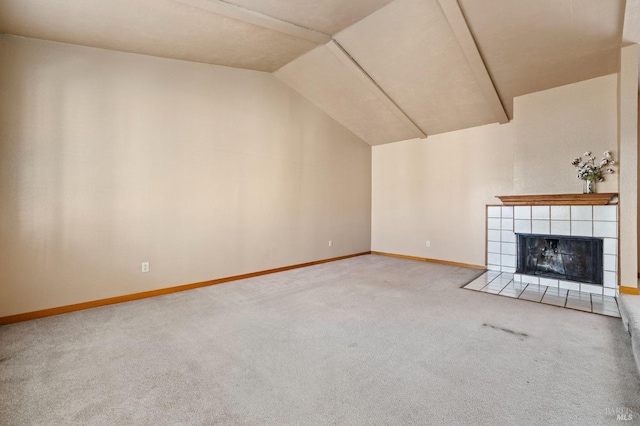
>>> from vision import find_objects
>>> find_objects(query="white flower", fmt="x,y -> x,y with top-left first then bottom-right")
571,149 -> 616,182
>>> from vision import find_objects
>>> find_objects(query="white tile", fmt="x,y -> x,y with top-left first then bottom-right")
532,206 -> 550,220
603,271 -> 617,288
487,241 -> 501,254
487,253 -> 501,266
540,277 -> 559,288
502,266 -> 516,273
593,205 -> 617,222
521,274 -> 539,285
513,273 -> 522,283
519,284 -> 547,302
487,264 -> 501,271
593,221 -> 617,238
487,230 -> 501,242
501,254 -> 516,268
571,205 -> 592,221
591,294 -> 616,312
603,254 -> 617,272
501,231 -> 516,243
566,290 -> 591,304
500,272 -> 514,280
501,242 -> 517,255
558,280 -> 580,291
531,220 -> 550,234
501,206 -> 514,218
464,278 -> 489,291
514,219 -> 531,234
487,206 -> 501,218
601,302 -> 621,319
514,206 -> 531,220
541,287 -> 568,306
501,218 -> 514,231
499,282 -> 528,298
481,279 -> 509,294
550,220 -> 570,236
603,288 -> 616,297
565,291 -> 592,312
571,221 -> 592,237
603,238 -> 617,255
487,218 -> 501,230
550,206 -> 570,220
581,283 -> 603,295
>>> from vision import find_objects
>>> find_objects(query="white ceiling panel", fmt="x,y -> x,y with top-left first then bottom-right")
459,0 -> 624,117
0,0 -> 319,72
275,44 -> 423,145
336,0 -> 498,136
223,0 -> 396,35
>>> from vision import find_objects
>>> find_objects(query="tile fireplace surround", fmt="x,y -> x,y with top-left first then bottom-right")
486,203 -> 618,297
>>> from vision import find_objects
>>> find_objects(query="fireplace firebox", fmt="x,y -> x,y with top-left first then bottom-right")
516,234 -> 604,285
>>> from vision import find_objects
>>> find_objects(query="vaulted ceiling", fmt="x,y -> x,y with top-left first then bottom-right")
0,0 -> 637,145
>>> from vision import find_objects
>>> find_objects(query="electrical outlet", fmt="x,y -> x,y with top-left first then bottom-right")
329,240 -> 333,247
141,262 -> 150,273
426,241 -> 431,247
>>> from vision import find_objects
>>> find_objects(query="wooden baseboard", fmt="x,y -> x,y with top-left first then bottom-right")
620,286 -> 640,295
370,251 -> 485,270
0,252 -> 371,325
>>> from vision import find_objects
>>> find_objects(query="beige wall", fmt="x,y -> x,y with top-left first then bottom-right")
372,124 -> 514,265
0,35 -> 371,317
514,75 -> 619,195
618,44 -> 639,288
372,74 -> 619,267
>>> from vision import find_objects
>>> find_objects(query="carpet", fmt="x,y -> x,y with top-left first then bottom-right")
1,254 -> 638,425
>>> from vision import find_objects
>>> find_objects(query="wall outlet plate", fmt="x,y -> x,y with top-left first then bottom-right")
141,262 -> 150,273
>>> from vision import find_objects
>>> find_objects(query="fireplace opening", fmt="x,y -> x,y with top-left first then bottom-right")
516,234 -> 603,285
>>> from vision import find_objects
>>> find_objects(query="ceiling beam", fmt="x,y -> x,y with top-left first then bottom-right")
326,40 -> 428,139
437,0 -> 509,124
173,0 -> 332,44
622,0 -> 640,45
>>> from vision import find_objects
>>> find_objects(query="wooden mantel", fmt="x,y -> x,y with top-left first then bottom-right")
496,193 -> 618,206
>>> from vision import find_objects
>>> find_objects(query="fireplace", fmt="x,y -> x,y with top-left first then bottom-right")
486,202 -> 618,296
516,234 -> 603,285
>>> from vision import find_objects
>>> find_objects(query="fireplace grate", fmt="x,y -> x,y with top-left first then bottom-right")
516,234 -> 603,285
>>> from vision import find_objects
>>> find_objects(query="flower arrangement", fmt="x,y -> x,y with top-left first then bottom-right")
571,151 -> 616,182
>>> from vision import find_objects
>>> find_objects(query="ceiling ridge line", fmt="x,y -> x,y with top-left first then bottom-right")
437,0 -> 509,124
326,40 -> 428,140
173,0 -> 332,44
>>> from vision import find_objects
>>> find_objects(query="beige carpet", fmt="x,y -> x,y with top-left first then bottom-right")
1,254 -> 639,425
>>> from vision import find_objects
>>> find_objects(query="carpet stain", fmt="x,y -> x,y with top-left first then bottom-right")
482,323 -> 529,339
0,357 -> 9,363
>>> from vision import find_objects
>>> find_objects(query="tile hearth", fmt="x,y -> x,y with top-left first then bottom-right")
464,271 -> 620,317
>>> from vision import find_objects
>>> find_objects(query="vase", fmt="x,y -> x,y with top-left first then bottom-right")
583,179 -> 595,194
